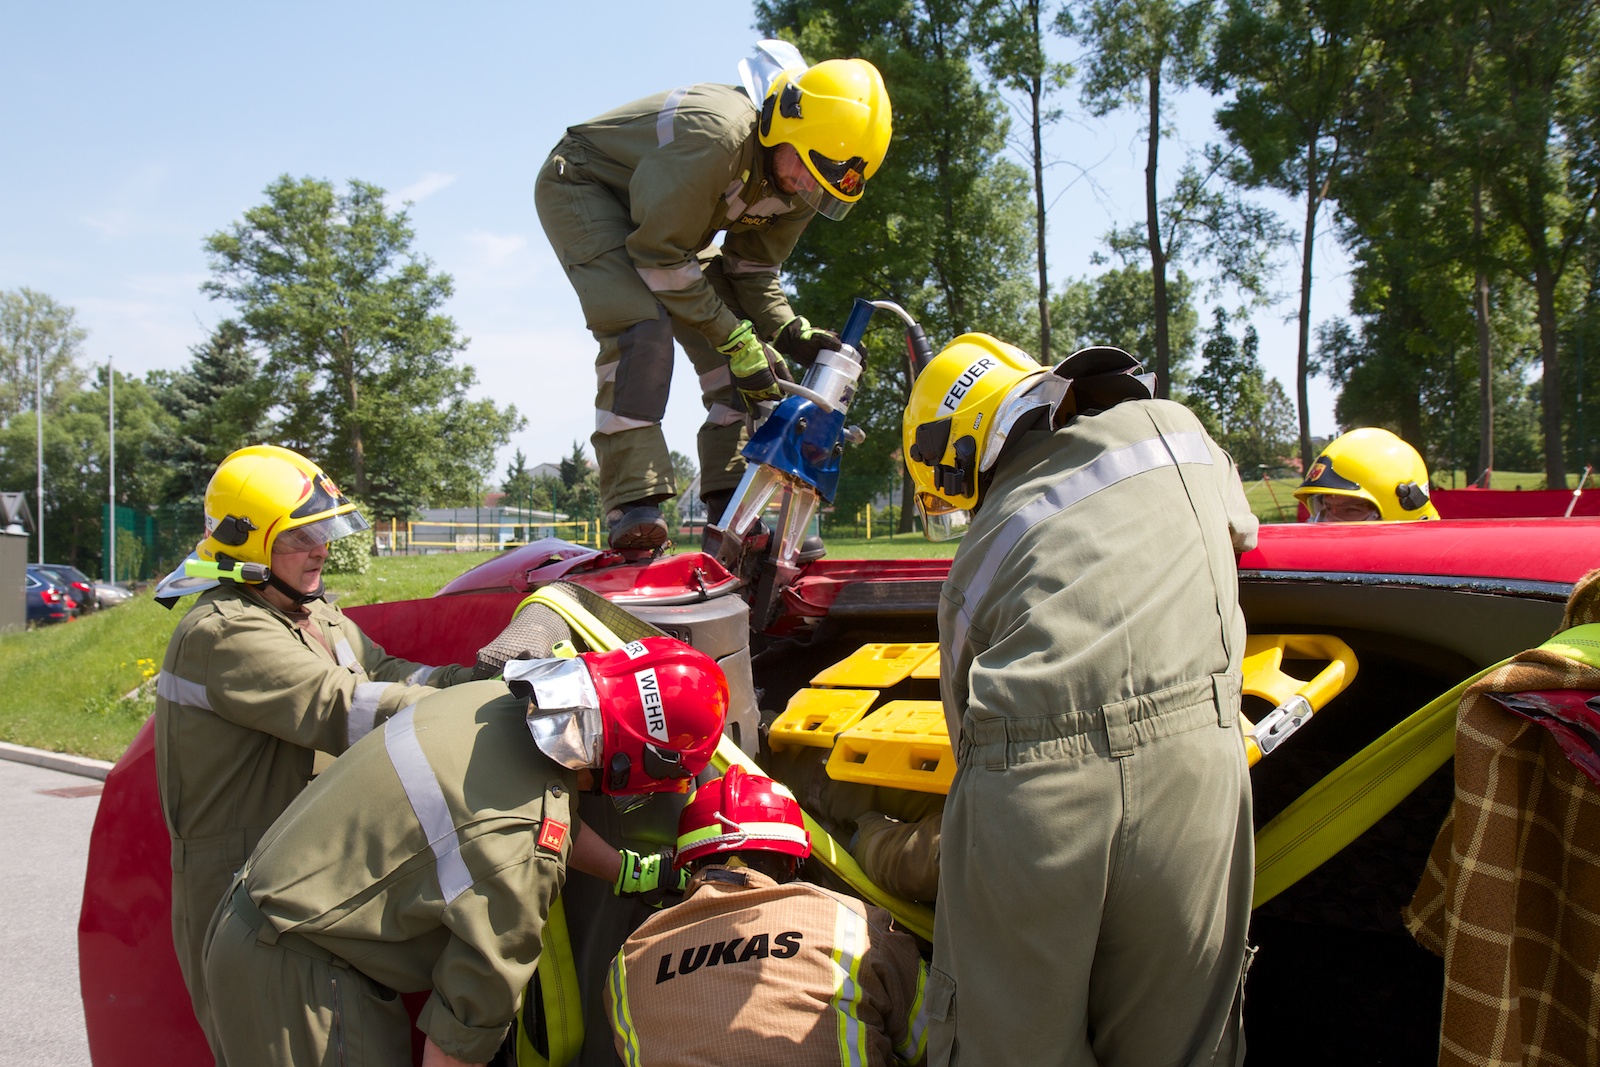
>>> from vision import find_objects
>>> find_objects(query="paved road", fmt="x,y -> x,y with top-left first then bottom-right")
0,758 -> 102,1064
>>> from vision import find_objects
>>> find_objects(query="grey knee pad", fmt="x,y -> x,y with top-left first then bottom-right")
611,310 -> 675,423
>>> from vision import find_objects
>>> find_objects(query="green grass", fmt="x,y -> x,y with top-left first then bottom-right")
0,551 -> 501,761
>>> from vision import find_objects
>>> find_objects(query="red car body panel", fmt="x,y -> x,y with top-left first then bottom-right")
78,518 -> 1600,1064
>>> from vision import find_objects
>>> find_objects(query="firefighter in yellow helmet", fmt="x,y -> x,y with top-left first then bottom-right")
535,46 -> 892,550
903,336 -> 1258,1067
152,444 -> 477,1055
1295,427 -> 1441,522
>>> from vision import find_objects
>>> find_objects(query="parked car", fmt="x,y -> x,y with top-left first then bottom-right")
93,580 -> 135,607
24,567 -> 77,625
39,563 -> 100,612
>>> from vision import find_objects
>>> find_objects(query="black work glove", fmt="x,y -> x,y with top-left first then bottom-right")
772,316 -> 842,366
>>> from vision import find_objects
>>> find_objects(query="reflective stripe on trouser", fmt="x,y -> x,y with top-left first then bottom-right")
203,903 -> 411,1067
927,695 -> 1253,1067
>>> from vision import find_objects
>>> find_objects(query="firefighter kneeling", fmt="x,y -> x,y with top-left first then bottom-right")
606,766 -> 931,1067
202,637 -> 727,1067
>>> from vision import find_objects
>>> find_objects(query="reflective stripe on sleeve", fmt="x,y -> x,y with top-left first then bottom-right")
384,704 -> 474,905
896,962 -> 932,1063
698,365 -> 731,392
348,682 -> 394,745
830,904 -> 870,1067
334,639 -> 359,667
656,86 -> 691,147
156,671 -> 211,710
608,951 -> 642,1067
951,431 -> 1214,658
635,262 -> 703,293
405,664 -> 436,686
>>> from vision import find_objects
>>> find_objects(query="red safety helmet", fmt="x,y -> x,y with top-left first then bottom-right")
674,765 -> 811,869
584,637 -> 729,796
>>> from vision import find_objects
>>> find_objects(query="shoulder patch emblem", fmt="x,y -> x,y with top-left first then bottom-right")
537,817 -> 569,854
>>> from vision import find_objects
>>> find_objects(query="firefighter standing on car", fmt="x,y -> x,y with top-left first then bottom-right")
1294,426 -> 1441,523
152,444 -> 475,1053
605,765 -> 930,1067
203,637 -> 729,1067
902,336 -> 1259,1067
535,53 -> 891,550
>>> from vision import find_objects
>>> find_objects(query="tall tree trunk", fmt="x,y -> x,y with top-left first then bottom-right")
347,369 -> 366,494
1032,71 -> 1051,361
1030,0 -> 1050,361
1536,264 -> 1566,485
1146,67 -> 1171,398
1473,179 -> 1494,482
1296,142 -> 1319,470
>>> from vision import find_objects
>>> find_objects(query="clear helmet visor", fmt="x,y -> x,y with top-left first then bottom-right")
273,510 -> 371,553
916,492 -> 971,543
507,657 -> 605,769
1304,493 -> 1382,524
794,182 -> 855,221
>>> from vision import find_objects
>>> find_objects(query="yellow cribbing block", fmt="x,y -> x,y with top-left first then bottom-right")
810,642 -> 939,689
769,688 -> 879,750
712,736 -> 935,941
827,701 -> 953,794
911,649 -> 941,681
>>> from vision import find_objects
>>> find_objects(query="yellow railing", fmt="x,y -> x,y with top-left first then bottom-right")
378,518 -> 599,551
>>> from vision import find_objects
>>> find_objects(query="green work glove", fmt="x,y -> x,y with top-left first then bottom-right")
717,320 -> 790,408
614,848 -> 690,908
772,316 -> 841,365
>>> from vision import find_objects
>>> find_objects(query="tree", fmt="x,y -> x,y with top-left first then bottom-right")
202,175 -> 522,514
151,320 -> 271,507
0,287 -> 88,426
757,0 -> 1039,531
662,450 -> 699,537
1207,0 -> 1379,468
975,0 -> 1075,360
1051,263 -> 1200,391
1058,0 -> 1214,397
1188,307 -> 1295,469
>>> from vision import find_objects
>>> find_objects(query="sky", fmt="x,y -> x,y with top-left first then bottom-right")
3,1 -> 1344,486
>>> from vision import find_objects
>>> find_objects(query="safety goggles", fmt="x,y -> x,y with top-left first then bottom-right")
272,511 -> 371,554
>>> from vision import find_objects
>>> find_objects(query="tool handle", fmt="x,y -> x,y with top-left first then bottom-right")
840,298 -> 875,349
904,322 -> 934,376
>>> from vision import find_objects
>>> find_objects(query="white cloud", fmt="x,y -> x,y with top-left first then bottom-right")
463,230 -> 527,266
388,172 -> 457,207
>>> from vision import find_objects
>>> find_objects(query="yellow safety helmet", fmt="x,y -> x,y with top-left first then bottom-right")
759,58 -> 891,221
1294,428 -> 1440,522
198,445 -> 370,570
902,334 -> 1054,541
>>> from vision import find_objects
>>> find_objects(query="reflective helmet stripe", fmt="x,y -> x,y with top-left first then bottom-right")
676,820 -> 810,855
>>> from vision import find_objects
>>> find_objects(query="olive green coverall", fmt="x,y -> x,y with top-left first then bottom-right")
534,82 -> 814,513
154,583 -> 471,1050
926,399 -> 1258,1067
203,680 -> 577,1066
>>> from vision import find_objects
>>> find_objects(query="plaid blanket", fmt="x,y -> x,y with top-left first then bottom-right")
1404,571 -> 1600,1067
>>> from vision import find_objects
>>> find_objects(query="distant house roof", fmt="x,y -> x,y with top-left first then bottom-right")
0,492 -> 33,535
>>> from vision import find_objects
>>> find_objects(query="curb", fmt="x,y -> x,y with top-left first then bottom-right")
0,741 -> 114,781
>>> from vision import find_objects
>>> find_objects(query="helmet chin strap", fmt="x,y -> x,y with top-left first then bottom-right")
266,572 -> 324,606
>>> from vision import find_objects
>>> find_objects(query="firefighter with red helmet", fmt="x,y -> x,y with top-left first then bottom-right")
605,766 -> 931,1067
152,444 -> 476,1052
203,637 -> 729,1067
